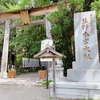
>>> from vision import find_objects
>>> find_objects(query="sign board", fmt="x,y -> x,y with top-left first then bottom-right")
41,39 -> 53,62
74,11 -> 99,69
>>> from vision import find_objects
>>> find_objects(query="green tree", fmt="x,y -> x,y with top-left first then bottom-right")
10,25 -> 46,57
91,0 -> 100,32
0,0 -> 18,11
0,0 -> 33,11
83,0 -> 94,11
0,29 -> 4,61
0,0 -> 52,11
91,0 -> 100,59
34,0 -> 51,7
47,0 -> 84,76
0,0 -> 49,71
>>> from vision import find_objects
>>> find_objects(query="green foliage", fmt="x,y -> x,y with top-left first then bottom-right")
0,29 -> 4,55
47,11 -> 61,23
34,0 -> 50,7
91,0 -> 100,20
0,0 -> 34,11
19,0 -> 32,8
68,0 -> 84,4
0,0 -> 20,11
47,0 -> 84,76
16,53 -> 23,65
83,0 -> 94,11
0,0 -> 52,11
42,80 -> 52,87
91,0 -> 100,33
0,0 -> 57,73
9,25 -> 46,58
52,0 -> 58,2
67,0 -> 84,12
91,0 -> 100,11
0,0 -> 49,69
5,3 -> 21,11
51,24 -> 62,36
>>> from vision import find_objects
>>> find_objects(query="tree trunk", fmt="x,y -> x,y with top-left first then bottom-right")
83,0 -> 94,11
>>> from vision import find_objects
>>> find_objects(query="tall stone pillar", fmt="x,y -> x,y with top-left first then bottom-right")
1,18 -> 10,78
45,13 -> 52,66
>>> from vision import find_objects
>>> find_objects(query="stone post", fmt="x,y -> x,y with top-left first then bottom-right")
1,18 -> 10,78
45,13 -> 52,39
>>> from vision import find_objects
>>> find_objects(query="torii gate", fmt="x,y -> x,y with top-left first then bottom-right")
0,3 -> 57,78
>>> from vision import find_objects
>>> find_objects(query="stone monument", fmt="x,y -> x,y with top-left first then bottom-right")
67,10 -> 100,82
50,11 -> 100,99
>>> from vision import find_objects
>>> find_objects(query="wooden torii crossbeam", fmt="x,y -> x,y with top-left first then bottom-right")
0,3 -> 57,78
0,3 -> 57,21
0,3 -> 57,28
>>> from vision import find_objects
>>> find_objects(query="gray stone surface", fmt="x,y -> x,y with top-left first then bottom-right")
74,11 -> 99,69
49,67 -> 64,81
0,72 -> 63,100
0,85 -> 50,100
67,69 -> 100,82
50,78 -> 100,99
0,73 -> 50,100
0,84 -> 77,100
67,11 -> 100,82
0,72 -> 44,86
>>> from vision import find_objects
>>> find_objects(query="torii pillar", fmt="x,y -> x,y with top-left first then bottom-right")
45,13 -> 52,39
1,18 -> 10,78
45,13 -> 53,67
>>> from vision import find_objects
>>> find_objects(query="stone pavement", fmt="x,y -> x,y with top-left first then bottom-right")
0,72 -> 50,100
0,72 -> 67,100
0,72 -> 45,86
0,85 -> 50,100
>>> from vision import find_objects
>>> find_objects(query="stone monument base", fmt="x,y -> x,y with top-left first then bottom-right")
67,69 -> 100,83
50,77 -> 100,99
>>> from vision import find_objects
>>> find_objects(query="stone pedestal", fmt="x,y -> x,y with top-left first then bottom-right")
49,66 -> 64,81
67,69 -> 100,82
50,78 -> 100,99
